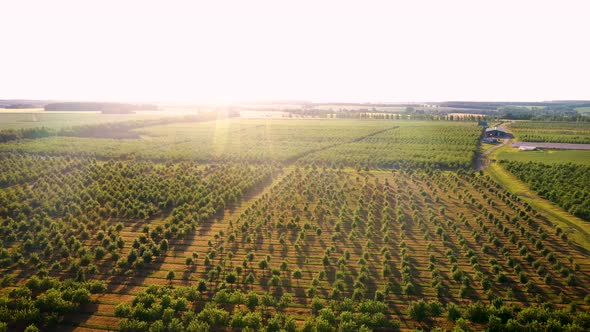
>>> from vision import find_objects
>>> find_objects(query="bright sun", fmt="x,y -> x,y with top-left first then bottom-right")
1,0 -> 590,102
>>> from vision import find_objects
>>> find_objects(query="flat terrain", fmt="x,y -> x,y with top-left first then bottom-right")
494,121 -> 590,165
575,107 -> 590,114
484,121 -> 590,250
497,148 -> 590,165
1,117 -> 589,332
0,119 -> 481,169
510,142 -> 590,150
509,121 -> 590,144
0,111 -> 179,130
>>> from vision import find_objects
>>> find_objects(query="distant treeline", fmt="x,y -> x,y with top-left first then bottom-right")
499,107 -> 588,121
0,127 -> 55,143
44,102 -> 159,113
0,113 -> 223,143
0,99 -> 48,108
438,101 -> 590,110
2,104 -> 38,109
59,114 -> 218,139
289,109 -> 486,121
311,102 -> 417,108
438,101 -> 590,121
289,101 -> 590,121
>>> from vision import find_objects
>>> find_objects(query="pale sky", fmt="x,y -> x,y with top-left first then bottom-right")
1,0 -> 589,103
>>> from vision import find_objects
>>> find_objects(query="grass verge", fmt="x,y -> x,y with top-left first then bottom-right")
496,148 -> 590,165
485,144 -> 590,251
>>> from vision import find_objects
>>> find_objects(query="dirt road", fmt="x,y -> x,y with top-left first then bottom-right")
474,138 -> 510,171
474,122 -> 513,171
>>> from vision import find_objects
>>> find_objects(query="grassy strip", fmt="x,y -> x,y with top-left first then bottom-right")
496,148 -> 590,165
485,144 -> 590,251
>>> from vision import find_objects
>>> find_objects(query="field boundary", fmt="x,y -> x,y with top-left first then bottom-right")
285,125 -> 399,163
485,144 -> 590,251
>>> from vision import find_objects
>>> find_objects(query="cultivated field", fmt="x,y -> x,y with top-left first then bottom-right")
496,149 -> 590,165
501,162 -> 590,221
509,121 -> 590,144
0,111 -> 179,131
0,120 -> 480,169
1,117 -> 589,331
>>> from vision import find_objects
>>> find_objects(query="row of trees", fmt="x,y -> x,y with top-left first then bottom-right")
113,285 -> 590,331
1,120 -> 482,169
0,113 -> 218,143
290,109 -> 486,122
301,122 -> 482,170
115,285 -> 401,331
509,121 -> 590,144
502,161 -> 590,221
195,166 -> 584,310
0,276 -> 106,331
0,154 -> 277,279
0,127 -> 55,144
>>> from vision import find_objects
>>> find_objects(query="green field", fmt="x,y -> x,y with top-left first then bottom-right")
0,111 -> 179,130
497,121 -> 590,165
1,119 -> 481,169
497,148 -> 590,165
1,116 -> 589,332
501,161 -> 590,221
509,121 -> 590,144
485,140 -> 590,250
301,121 -> 480,169
575,107 -> 590,114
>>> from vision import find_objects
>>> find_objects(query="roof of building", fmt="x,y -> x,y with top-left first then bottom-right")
485,127 -> 507,133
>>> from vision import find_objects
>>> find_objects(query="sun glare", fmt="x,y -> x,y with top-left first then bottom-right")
1,0 -> 589,102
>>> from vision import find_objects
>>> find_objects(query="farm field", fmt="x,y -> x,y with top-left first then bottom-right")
6,0 -> 590,329
0,111 -> 180,131
0,120 -> 481,169
508,121 -> 590,144
1,118 -> 590,331
300,121 -> 480,169
497,149 -> 590,165
501,162 -> 590,221
493,121 -> 590,227
511,142 -> 590,150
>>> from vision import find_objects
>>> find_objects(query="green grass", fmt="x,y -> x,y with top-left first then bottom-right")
501,161 -> 590,221
0,111 -> 176,130
497,148 -> 590,165
575,107 -> 590,114
486,144 -> 590,251
481,143 -> 498,151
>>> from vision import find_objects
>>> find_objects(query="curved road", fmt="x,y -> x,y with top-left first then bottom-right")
474,122 -> 513,171
474,137 -> 511,171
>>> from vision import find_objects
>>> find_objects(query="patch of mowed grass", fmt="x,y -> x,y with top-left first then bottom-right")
497,148 -> 590,165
